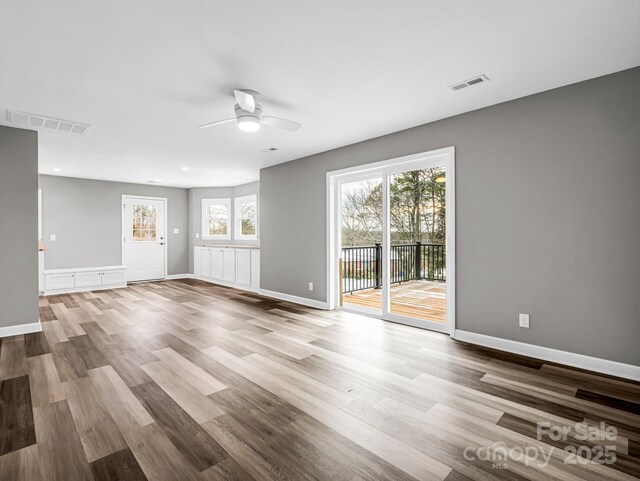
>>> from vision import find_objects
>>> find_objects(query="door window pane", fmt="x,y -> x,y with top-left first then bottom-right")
133,205 -> 157,241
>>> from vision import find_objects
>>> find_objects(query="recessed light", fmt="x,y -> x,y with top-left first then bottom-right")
51,168 -> 62,172
181,167 -> 190,171
147,179 -> 163,184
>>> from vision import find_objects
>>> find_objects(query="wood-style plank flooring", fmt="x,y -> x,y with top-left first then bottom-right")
1,279 -> 639,481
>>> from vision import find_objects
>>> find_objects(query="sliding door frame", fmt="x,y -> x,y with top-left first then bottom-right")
326,146 -> 456,336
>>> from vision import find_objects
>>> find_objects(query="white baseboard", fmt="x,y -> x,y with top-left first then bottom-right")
194,276 -> 258,293
258,289 -> 329,310
166,273 -> 195,280
0,321 -> 42,338
454,330 -> 640,382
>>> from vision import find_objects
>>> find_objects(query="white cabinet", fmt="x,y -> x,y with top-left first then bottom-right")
235,249 -> 251,286
199,247 -> 211,278
194,246 -> 259,292
102,269 -> 126,286
210,249 -> 224,280
43,265 -> 127,295
75,271 -> 102,288
222,249 -> 236,282
45,273 -> 75,291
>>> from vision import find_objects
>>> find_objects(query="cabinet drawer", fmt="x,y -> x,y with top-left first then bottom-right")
45,273 -> 75,290
75,271 -> 102,288
102,270 -> 126,286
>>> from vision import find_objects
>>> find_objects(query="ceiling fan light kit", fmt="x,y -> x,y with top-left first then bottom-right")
198,89 -> 301,133
235,102 -> 263,132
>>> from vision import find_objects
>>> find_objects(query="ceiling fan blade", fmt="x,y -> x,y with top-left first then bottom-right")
261,116 -> 301,132
197,118 -> 235,129
234,90 -> 256,113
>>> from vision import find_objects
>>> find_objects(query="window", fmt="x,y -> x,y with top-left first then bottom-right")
234,194 -> 258,240
132,204 -> 157,241
202,198 -> 231,239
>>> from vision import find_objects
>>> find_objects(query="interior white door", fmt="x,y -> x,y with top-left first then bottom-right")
123,197 -> 166,282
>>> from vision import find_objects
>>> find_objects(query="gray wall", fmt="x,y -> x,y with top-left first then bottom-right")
0,126 -> 39,328
38,175 -> 189,275
187,181 -> 259,272
260,67 -> 640,366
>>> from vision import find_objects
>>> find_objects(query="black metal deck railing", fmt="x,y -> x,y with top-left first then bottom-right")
341,243 -> 445,294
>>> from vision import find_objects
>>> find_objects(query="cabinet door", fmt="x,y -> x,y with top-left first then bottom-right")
200,248 -> 211,278
45,273 -> 75,291
235,250 -> 251,286
250,250 -> 260,291
222,249 -> 236,282
210,249 -> 224,280
75,271 -> 102,288
102,270 -> 126,286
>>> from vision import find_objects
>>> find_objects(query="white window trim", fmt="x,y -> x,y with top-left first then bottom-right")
202,198 -> 231,240
234,194 -> 258,240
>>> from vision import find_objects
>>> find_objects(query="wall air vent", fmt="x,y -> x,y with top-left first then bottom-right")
448,74 -> 490,92
6,110 -> 91,135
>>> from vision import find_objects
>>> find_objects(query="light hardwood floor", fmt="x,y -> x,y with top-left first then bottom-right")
0,279 -> 638,481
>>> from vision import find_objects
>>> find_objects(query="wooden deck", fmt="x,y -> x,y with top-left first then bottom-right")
342,280 -> 446,323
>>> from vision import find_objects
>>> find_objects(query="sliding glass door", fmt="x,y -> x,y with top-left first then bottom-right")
333,148 -> 454,334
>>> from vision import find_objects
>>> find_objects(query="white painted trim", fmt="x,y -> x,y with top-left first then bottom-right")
122,195 -> 168,280
339,306 -> 450,333
326,146 -> 455,334
258,289 -> 329,310
455,330 -> 640,381
195,275 -> 258,293
165,273 -> 195,280
44,265 -> 126,275
0,321 -> 42,338
201,198 -> 232,240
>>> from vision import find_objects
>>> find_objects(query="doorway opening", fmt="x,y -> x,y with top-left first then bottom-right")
327,148 -> 455,334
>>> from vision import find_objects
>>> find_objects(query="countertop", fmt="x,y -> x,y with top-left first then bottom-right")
193,244 -> 260,249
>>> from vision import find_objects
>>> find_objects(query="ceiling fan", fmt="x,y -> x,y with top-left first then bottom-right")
198,90 -> 301,133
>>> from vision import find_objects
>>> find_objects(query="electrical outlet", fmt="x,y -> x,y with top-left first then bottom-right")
49,234 -> 56,241
519,313 -> 530,328
195,233 -> 200,239
308,282 -> 314,291
173,228 -> 179,234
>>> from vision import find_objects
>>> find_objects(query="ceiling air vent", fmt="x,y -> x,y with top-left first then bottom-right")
6,110 -> 91,135
448,74 -> 490,92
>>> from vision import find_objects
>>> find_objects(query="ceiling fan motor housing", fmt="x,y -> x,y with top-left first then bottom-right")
234,103 -> 263,121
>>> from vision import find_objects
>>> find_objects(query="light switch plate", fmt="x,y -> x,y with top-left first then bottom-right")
49,234 -> 56,241
173,228 -> 179,234
196,233 -> 200,239
308,282 -> 314,291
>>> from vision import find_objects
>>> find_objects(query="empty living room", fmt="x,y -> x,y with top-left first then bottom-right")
1,1 -> 639,480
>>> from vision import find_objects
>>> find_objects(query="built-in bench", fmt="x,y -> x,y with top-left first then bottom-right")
43,265 -> 127,295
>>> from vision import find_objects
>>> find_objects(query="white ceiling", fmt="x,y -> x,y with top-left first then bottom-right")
1,0 -> 639,188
